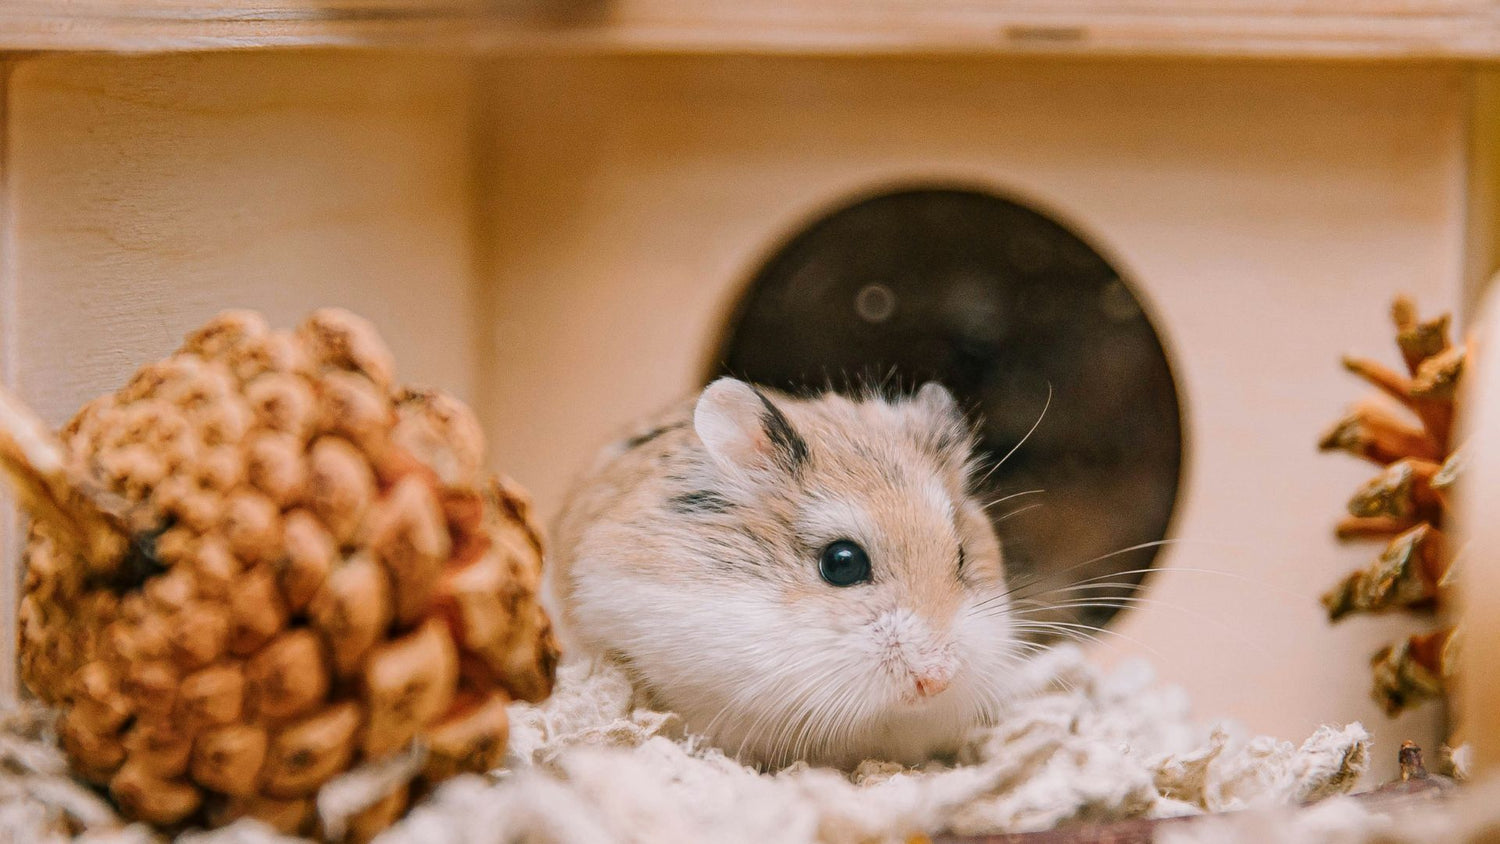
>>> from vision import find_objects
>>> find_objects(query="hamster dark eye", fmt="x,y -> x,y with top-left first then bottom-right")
958,546 -> 966,573
819,540 -> 871,587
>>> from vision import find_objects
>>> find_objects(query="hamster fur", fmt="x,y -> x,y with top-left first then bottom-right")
547,378 -> 1029,769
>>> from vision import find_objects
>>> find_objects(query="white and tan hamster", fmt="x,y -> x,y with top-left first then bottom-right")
548,377 -> 1030,769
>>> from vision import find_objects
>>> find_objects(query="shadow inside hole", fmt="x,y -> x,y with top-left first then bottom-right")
709,186 -> 1184,636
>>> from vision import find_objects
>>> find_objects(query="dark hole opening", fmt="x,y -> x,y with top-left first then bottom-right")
708,186 -> 1185,633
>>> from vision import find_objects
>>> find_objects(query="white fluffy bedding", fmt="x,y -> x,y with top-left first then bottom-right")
0,645 -> 1399,843
394,647 -> 1371,843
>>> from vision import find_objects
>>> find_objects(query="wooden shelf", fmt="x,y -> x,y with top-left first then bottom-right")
0,1 -> 511,51
489,0 -> 1500,60
5,0 -> 1500,58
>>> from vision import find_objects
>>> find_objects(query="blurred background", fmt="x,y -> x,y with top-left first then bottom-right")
5,0 -> 1500,781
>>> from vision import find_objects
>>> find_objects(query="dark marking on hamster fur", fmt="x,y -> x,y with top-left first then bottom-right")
624,421 -> 686,450
753,388 -> 810,473
669,490 -> 734,515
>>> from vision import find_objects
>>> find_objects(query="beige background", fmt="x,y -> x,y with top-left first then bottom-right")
0,49 -> 1481,781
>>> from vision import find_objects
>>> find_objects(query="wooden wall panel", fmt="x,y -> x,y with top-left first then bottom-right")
479,55 -> 1464,779
0,49 -> 481,696
1466,71 -> 1500,318
5,50 -> 480,427
0,59 -> 15,703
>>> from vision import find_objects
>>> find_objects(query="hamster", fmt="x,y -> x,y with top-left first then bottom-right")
547,377 -> 1029,769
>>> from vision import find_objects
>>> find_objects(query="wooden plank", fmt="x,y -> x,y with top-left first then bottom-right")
1457,276 -> 1500,776
483,0 -> 1500,59
1464,71 -> 1500,319
0,0 -> 514,51
0,58 -> 15,703
5,0 -> 1500,59
5,50 -> 481,429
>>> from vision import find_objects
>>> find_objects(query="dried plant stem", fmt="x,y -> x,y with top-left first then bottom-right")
0,385 -> 127,568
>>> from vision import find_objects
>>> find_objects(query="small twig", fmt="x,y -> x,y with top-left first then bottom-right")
0,385 -> 129,569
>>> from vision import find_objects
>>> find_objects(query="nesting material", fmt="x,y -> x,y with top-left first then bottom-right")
0,309 -> 559,839
420,649 -> 1369,843
0,646 -> 1373,842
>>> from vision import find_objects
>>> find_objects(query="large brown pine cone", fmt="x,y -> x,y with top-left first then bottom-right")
8,309 -> 558,839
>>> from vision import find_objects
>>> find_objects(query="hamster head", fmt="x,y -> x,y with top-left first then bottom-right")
557,377 -> 1034,769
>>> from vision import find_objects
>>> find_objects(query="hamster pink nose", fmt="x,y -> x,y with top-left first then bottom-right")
914,673 -> 951,698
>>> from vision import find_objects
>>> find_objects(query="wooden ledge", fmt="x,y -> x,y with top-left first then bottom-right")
4,2 -> 1500,62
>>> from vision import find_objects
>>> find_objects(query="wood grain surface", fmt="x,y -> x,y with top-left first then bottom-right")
3,1 -> 1500,58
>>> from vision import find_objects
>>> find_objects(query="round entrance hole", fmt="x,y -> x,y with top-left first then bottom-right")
709,186 -> 1184,633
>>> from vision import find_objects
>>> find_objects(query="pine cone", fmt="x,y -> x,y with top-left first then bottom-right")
0,309 -> 559,839
1318,297 -> 1460,715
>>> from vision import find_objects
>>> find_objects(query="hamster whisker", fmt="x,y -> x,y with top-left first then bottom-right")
992,501 -> 1045,524
1015,578 -> 1200,607
706,653 -> 833,761
1009,594 -> 1232,632
998,591 -> 1158,619
989,558 -> 1250,614
1014,593 -> 1164,620
809,676 -> 871,764
827,679 -> 875,760
1007,619 -> 1167,660
737,696 -> 802,769
994,638 -> 1056,691
827,675 -> 882,763
737,656 -> 857,769
991,535 -> 1276,607
973,382 -> 1052,490
701,673 -> 782,742
996,591 -> 1276,658
821,680 -> 870,762
981,488 -> 1046,511
735,675 -> 825,763
782,673 -> 847,765
798,679 -> 850,763
1009,594 -> 1185,618
1008,561 -> 1306,609
1006,621 -> 1110,651
990,636 -> 1077,699
784,676 -> 860,769
1029,579 -> 1154,596
986,538 -> 1189,606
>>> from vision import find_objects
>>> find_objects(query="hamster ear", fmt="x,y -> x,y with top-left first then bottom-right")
912,381 -> 971,456
914,381 -> 960,423
694,378 -> 809,475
